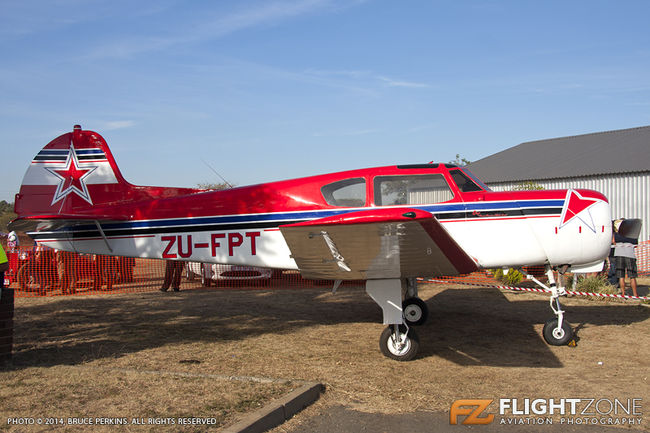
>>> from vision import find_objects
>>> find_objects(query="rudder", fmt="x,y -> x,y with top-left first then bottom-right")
15,125 -> 130,217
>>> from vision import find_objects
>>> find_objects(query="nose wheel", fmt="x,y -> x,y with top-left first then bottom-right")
542,318 -> 573,345
527,266 -> 575,346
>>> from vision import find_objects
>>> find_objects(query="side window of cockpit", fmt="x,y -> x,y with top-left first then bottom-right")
450,170 -> 483,192
374,174 -> 453,206
321,178 -> 366,207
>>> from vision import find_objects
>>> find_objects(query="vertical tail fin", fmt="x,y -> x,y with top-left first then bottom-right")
13,125 -> 203,224
14,125 -> 130,217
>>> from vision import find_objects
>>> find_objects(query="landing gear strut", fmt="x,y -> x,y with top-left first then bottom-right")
366,279 -> 424,361
527,266 -> 574,346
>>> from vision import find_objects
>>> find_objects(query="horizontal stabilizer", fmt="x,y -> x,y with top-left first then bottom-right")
9,214 -> 128,233
280,208 -> 477,280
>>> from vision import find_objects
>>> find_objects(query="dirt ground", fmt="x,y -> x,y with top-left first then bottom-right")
1,282 -> 649,431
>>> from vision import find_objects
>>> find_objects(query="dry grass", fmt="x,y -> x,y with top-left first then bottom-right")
2,282 -> 649,431
0,366 -> 291,432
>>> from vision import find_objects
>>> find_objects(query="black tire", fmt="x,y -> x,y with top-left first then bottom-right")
379,325 -> 419,361
402,297 -> 429,326
542,318 -> 573,346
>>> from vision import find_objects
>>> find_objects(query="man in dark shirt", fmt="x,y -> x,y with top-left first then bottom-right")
613,219 -> 639,297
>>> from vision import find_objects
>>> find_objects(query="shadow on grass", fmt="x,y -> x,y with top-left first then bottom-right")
420,288 -> 649,366
9,285 -> 649,369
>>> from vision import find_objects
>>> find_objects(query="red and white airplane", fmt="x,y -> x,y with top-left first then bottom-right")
10,126 -> 612,360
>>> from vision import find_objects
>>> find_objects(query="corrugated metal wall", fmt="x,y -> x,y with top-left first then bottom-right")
486,171 -> 650,242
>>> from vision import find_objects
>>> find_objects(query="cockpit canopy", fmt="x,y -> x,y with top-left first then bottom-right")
320,166 -> 489,208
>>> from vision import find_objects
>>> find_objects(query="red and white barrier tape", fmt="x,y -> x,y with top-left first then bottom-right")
422,278 -> 650,301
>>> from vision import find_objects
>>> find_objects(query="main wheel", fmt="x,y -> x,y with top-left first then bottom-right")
379,325 -> 419,361
402,297 -> 428,326
542,318 -> 573,346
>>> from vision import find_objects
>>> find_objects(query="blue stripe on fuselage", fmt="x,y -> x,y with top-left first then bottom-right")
34,199 -> 564,237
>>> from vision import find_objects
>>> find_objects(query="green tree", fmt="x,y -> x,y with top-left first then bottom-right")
448,154 -> 470,166
197,182 -> 233,190
512,181 -> 544,191
0,200 -> 16,232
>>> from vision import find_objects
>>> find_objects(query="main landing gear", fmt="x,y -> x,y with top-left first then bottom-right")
366,278 -> 429,361
380,324 -> 419,361
526,266 -> 575,346
403,277 -> 429,326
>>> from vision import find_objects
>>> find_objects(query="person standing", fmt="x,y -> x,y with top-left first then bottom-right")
7,232 -> 18,252
5,232 -> 20,287
93,254 -> 116,291
160,260 -> 183,292
0,244 -> 8,290
57,250 -> 77,294
613,219 -> 639,297
117,256 -> 136,283
37,244 -> 58,293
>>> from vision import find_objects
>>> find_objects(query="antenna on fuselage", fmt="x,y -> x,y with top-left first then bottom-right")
200,159 -> 234,189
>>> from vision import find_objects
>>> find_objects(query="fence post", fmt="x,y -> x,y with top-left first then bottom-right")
0,288 -> 14,364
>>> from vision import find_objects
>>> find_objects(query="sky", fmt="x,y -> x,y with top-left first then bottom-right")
2,0 -> 650,203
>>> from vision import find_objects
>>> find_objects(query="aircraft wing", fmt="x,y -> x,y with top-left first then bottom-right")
279,208 -> 478,280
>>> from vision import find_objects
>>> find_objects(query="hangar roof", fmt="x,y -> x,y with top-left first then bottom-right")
467,125 -> 650,183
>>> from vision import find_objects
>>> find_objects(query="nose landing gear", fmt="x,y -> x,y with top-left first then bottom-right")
527,266 -> 575,346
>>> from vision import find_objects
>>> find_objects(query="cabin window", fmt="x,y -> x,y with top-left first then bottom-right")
450,169 -> 483,192
321,178 -> 366,207
374,174 -> 453,206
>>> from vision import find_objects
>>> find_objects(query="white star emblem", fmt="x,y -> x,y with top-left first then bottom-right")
45,143 -> 98,205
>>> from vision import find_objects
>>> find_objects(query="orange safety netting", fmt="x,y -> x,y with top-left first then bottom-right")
2,241 -> 648,298
2,246 -> 360,297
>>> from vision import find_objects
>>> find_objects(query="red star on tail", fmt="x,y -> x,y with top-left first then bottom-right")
46,144 -> 97,205
559,189 -> 599,232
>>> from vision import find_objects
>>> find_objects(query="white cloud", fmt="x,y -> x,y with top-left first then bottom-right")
302,69 -> 369,79
89,0 -> 338,59
103,120 -> 136,130
303,69 -> 431,90
312,128 -> 380,137
405,123 -> 437,134
0,1 -> 176,40
377,76 -> 431,88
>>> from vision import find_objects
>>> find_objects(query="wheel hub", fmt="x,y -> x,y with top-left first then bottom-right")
404,304 -> 422,321
388,332 -> 411,356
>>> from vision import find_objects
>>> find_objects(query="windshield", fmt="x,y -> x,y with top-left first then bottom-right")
452,168 -> 491,192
